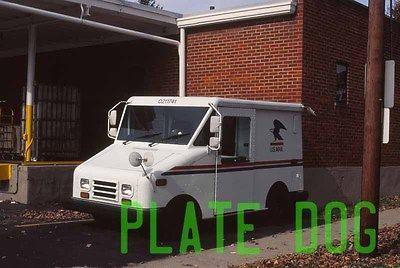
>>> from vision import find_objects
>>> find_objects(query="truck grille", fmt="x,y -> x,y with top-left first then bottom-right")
92,180 -> 118,201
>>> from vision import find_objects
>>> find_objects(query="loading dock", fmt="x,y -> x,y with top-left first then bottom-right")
0,0 -> 183,203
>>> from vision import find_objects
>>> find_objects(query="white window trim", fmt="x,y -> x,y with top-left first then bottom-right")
177,0 -> 297,28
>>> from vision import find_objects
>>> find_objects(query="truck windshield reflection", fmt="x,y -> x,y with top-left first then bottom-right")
117,106 -> 208,145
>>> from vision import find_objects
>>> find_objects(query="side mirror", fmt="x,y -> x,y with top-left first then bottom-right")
107,101 -> 126,139
129,152 -> 143,167
109,110 -> 117,126
210,116 -> 221,134
108,127 -> 118,138
209,137 -> 220,150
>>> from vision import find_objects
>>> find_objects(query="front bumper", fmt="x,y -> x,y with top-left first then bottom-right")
67,198 -> 155,219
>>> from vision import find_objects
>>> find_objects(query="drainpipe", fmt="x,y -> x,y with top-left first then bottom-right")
179,28 -> 186,97
24,25 -> 37,162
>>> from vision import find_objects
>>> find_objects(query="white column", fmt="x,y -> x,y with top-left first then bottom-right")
179,28 -> 186,97
24,25 -> 37,161
26,25 -> 37,107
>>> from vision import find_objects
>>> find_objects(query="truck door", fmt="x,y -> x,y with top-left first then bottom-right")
215,108 -> 255,213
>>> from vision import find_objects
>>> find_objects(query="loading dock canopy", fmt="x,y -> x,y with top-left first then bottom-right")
0,0 -> 181,58
0,0 -> 184,162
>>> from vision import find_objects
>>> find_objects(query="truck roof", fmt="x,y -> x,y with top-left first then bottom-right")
127,96 -> 304,112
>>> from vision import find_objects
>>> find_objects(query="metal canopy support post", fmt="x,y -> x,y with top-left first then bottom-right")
179,28 -> 186,97
24,24 -> 37,162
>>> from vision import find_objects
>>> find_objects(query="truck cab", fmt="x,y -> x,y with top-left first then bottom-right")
72,96 -> 307,220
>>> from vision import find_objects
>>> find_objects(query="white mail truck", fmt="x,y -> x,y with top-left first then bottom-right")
72,97 -> 309,222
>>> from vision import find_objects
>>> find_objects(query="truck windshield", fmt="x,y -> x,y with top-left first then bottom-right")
117,106 -> 209,145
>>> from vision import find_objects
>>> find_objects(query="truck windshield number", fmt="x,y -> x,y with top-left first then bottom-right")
158,98 -> 177,104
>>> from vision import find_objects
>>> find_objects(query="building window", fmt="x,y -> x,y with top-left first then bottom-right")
335,63 -> 348,103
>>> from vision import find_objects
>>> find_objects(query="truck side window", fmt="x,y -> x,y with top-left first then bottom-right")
221,116 -> 251,163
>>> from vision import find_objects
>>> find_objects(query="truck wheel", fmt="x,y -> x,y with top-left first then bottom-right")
266,184 -> 291,223
161,197 -> 201,239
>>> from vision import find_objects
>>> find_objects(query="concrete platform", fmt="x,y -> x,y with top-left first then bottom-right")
0,163 -> 399,205
0,163 -> 78,204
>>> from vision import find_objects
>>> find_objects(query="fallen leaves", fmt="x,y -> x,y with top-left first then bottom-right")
18,208 -> 90,223
234,223 -> 400,268
0,201 -> 91,227
380,195 -> 400,211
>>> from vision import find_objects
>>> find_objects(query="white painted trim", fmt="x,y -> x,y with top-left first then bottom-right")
177,0 -> 297,28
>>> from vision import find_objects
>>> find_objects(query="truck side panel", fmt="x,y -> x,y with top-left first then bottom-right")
253,109 -> 304,207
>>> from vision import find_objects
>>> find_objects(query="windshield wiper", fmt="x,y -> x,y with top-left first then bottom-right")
148,133 -> 190,147
137,133 -> 162,139
123,133 -> 161,145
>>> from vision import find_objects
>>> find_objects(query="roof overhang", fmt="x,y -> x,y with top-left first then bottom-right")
61,0 -> 181,26
0,0 -> 181,58
177,0 -> 297,29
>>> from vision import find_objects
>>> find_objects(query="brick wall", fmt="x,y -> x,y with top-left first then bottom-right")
302,0 -> 400,167
185,0 -> 400,168
185,0 -> 304,102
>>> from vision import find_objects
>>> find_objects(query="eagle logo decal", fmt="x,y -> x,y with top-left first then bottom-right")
270,120 -> 287,141
269,119 -> 286,152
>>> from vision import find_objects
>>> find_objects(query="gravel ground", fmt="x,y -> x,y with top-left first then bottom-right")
234,223 -> 400,268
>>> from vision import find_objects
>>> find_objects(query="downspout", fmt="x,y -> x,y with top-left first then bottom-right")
179,28 -> 186,97
24,25 -> 37,162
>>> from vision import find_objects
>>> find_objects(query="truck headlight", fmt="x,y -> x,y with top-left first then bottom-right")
80,178 -> 90,191
121,184 -> 133,197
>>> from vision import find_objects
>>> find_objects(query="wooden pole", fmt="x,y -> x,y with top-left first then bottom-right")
360,0 -> 385,253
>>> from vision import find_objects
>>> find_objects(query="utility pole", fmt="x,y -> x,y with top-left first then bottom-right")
360,0 -> 385,252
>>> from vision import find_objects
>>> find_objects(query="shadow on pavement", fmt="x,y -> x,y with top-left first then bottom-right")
0,209 -> 317,267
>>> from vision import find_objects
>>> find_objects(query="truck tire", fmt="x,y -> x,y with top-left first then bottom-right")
266,184 -> 291,223
160,196 -> 202,239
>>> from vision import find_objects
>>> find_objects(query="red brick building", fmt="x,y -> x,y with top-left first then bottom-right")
178,0 -> 400,205
0,0 -> 399,205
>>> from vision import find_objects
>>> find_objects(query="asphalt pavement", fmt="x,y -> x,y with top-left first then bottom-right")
1,202 -> 399,268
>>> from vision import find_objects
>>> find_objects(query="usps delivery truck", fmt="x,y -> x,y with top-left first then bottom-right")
72,97 -> 309,222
